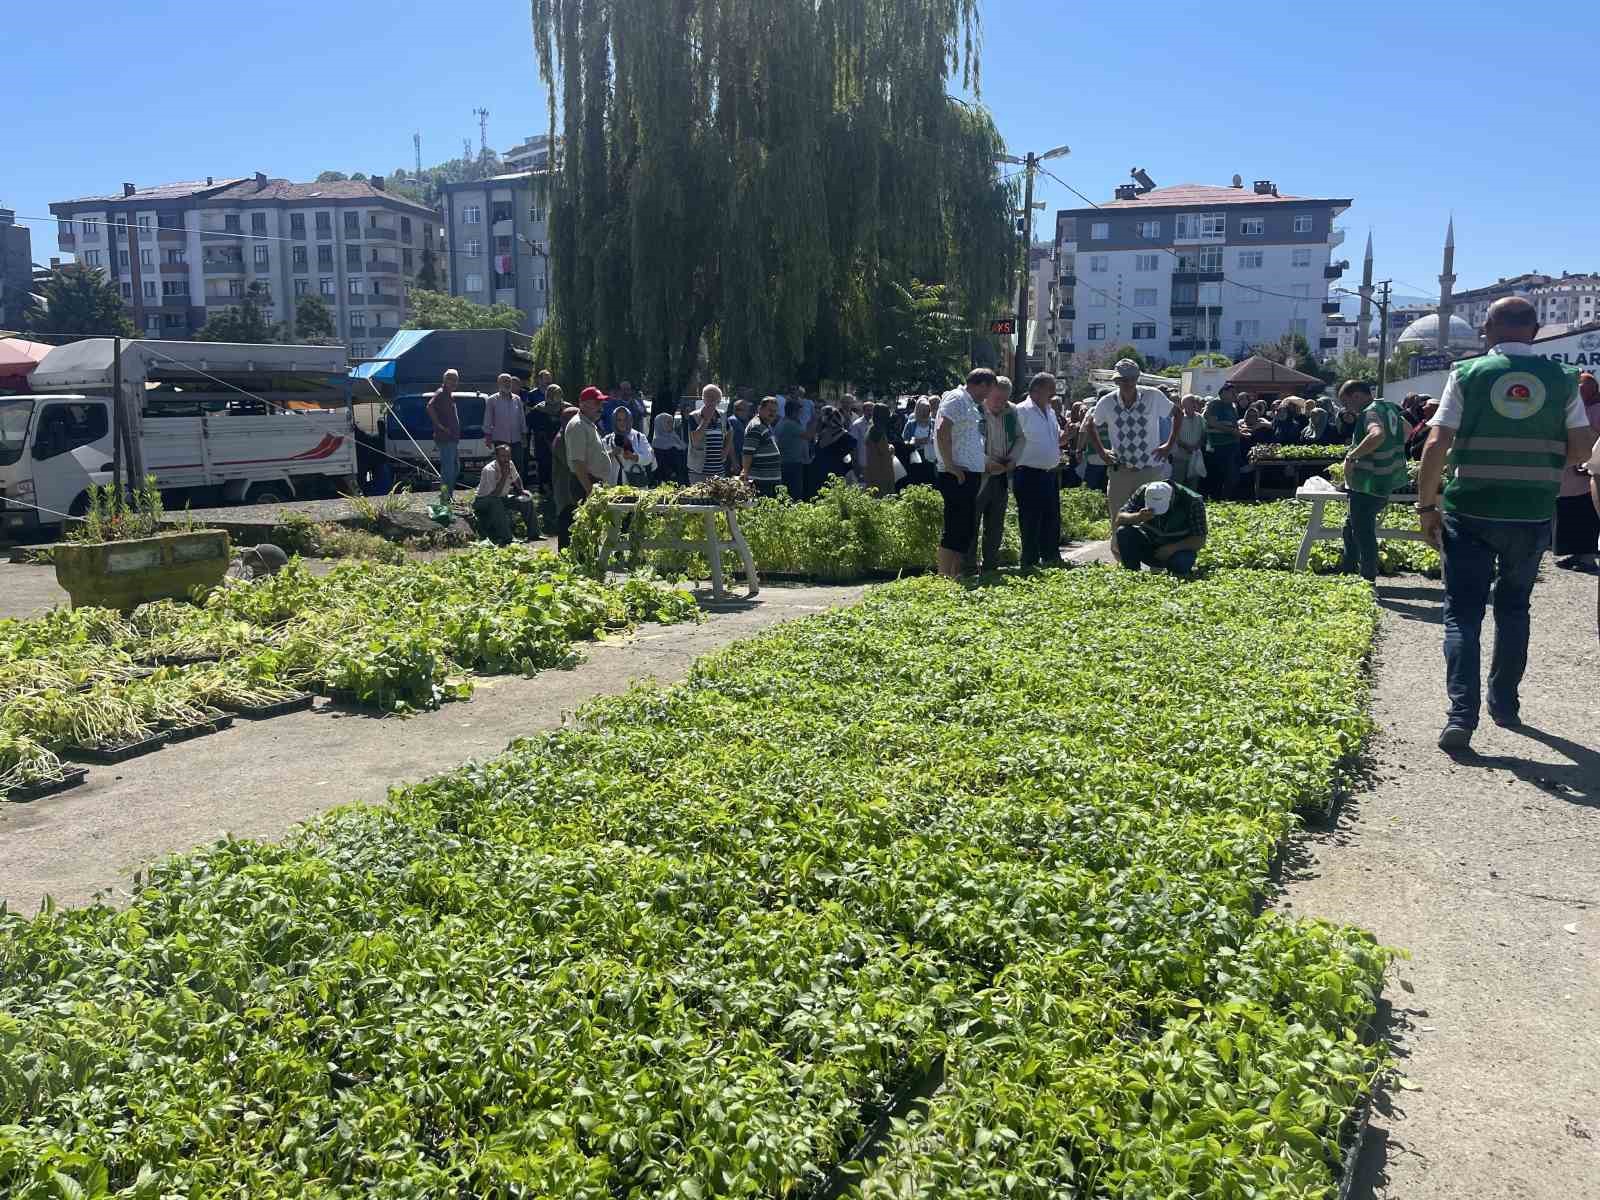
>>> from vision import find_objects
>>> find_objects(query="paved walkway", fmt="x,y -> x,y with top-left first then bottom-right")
1285,566 -> 1599,1198
0,583 -> 864,914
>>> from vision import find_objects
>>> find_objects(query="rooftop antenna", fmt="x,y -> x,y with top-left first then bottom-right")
474,107 -> 490,161
413,132 -> 422,179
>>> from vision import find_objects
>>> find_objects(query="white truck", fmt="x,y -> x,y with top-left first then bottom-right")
1,339 -> 356,540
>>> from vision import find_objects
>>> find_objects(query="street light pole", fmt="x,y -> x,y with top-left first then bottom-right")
998,145 -> 1068,382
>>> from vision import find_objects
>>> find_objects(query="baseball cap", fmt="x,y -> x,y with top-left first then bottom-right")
1114,359 -> 1141,380
1144,481 -> 1174,515
579,386 -> 605,405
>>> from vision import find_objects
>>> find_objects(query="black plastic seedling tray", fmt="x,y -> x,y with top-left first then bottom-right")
67,732 -> 169,765
162,714 -> 236,744
223,693 -> 315,720
3,768 -> 89,803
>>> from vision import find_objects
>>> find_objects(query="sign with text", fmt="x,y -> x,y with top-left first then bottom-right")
989,318 -> 1016,336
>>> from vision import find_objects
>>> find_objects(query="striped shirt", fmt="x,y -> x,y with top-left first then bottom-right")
744,418 -> 783,482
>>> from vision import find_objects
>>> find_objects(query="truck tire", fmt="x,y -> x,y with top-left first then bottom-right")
244,483 -> 290,506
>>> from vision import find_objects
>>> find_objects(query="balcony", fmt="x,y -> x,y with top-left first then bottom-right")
1321,300 -> 1342,315
58,231 -> 76,247
291,259 -> 310,274
159,260 -> 190,275
1330,226 -> 1346,248
1057,306 -> 1075,320
492,218 -> 515,238
1056,341 -> 1074,354
345,293 -> 367,306
202,257 -> 246,275
288,225 -> 308,241
1170,304 -> 1199,317
369,292 -> 403,308
366,258 -> 400,275
157,226 -> 185,243
207,294 -> 244,307
365,225 -> 398,241
368,325 -> 401,340
315,225 -> 334,240
199,229 -> 243,245
160,294 -> 192,309
1325,263 -> 1345,280
1059,272 -> 1076,288
1168,340 -> 1205,354
1172,269 -> 1224,284
1319,337 -> 1340,350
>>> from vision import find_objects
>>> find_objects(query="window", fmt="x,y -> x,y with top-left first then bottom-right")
535,274 -> 546,292
1237,284 -> 1260,304
465,238 -> 483,258
1291,248 -> 1313,268
290,213 -> 306,238
140,249 -> 153,267
346,245 -> 362,270
1237,251 -> 1263,270
165,249 -> 186,265
224,214 -> 241,233
80,217 -> 99,237
494,235 -> 513,255
1086,323 -> 1106,340
1291,318 -> 1308,336
1176,212 -> 1225,238
1171,282 -> 1197,305
344,212 -> 360,236
1088,290 -> 1106,307
292,246 -> 308,269
1240,217 -> 1264,236
1088,255 -> 1108,273
400,217 -> 412,241
350,312 -> 367,330
253,245 -> 269,269
142,281 -> 156,299
83,250 -> 103,267
1293,215 -> 1313,234
1136,220 -> 1161,239
315,212 -> 332,237
160,280 -> 185,296
530,205 -> 546,224
251,212 -> 267,235
158,212 -> 182,230
163,312 -> 184,328
317,245 -> 334,270
491,201 -> 514,223
30,402 -> 109,462
1089,222 -> 1109,240
1171,319 -> 1194,339
1131,323 -> 1157,340
1134,253 -> 1160,271
462,205 -> 482,225
117,250 -> 129,269
319,277 -> 335,296
1133,288 -> 1157,307
1233,319 -> 1260,339
228,279 -> 244,298
294,279 -> 310,297
402,249 -> 414,270
1196,246 -> 1223,272
1291,283 -> 1310,299
465,272 -> 484,293
1198,282 -> 1222,306
120,282 -> 132,299
347,279 -> 363,297
145,315 -> 161,333
138,215 -> 153,237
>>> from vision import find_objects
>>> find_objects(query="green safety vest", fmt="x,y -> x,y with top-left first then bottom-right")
1442,354 -> 1575,521
1345,398 -> 1409,498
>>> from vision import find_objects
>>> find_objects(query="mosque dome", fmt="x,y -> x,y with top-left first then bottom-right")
1396,312 -> 1478,351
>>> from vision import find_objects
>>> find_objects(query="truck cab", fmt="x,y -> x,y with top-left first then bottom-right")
0,395 -> 113,538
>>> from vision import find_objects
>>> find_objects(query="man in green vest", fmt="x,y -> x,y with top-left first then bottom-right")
1339,378 -> 1409,583
1417,297 -> 1596,750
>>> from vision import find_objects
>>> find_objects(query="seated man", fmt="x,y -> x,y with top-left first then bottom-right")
472,441 -> 539,546
1112,479 -> 1207,577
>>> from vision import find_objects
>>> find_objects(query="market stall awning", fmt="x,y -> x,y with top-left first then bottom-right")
351,330 -> 430,385
1225,354 -> 1325,390
0,337 -> 53,382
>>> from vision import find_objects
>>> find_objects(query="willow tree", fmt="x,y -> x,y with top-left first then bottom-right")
531,0 -> 1015,403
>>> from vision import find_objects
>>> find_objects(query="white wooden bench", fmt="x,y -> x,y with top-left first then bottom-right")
1293,483 -> 1428,571
594,500 -> 760,601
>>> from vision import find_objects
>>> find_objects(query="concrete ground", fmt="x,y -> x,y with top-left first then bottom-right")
0,582 -> 863,914
1284,564 -> 1600,1199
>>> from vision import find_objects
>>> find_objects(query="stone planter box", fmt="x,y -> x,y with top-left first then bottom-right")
53,530 -> 231,611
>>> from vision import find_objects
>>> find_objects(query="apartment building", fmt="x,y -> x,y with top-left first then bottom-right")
1322,314 -> 1360,361
1052,175 -> 1352,366
49,175 -> 440,356
0,209 -> 33,330
441,172 -> 551,335
1530,273 -> 1600,331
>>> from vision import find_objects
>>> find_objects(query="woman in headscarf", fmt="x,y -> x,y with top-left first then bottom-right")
900,397 -> 937,488
808,404 -> 854,495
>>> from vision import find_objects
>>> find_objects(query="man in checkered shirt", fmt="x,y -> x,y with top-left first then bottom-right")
1088,359 -> 1180,561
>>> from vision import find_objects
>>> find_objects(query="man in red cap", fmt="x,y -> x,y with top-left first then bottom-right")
557,386 -> 612,549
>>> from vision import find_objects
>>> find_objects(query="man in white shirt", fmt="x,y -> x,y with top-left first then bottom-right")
1090,358 -> 1179,560
473,441 -> 537,545
1014,372 -> 1069,569
934,368 -> 994,578
483,373 -> 528,480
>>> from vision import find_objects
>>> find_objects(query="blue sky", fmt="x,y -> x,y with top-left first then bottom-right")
7,0 -> 1594,306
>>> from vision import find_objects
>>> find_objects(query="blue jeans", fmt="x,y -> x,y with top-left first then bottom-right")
1440,512 -> 1550,729
1341,489 -> 1388,581
437,440 -> 460,499
1115,526 -> 1197,577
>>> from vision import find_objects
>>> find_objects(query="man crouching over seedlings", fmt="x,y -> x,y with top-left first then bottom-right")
1112,479 -> 1207,577
473,441 -> 539,546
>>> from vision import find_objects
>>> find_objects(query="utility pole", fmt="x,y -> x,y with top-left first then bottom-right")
122,213 -> 147,339
1375,280 -> 1393,397
111,335 -> 123,502
997,145 -> 1069,382
413,132 -> 423,179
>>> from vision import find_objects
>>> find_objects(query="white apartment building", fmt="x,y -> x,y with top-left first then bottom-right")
1052,176 -> 1352,366
441,172 -> 551,335
1322,314 -> 1360,360
1531,274 -> 1600,330
50,175 -> 440,357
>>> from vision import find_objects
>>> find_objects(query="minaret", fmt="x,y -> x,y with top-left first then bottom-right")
1357,232 -> 1374,356
1436,217 -> 1457,353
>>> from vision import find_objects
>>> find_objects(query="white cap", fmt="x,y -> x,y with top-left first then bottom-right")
1144,481 -> 1174,515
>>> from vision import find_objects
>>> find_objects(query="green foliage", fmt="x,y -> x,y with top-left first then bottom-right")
1110,344 -> 1148,371
1385,342 -> 1420,382
1252,333 -> 1332,385
415,245 -> 441,291
66,475 -> 166,544
291,293 -> 336,341
1202,498 -> 1440,577
1188,352 -> 1233,368
404,288 -> 526,333
0,569 -> 1390,1193
23,264 -> 133,338
1329,350 -> 1378,386
863,279 -> 970,396
270,512 -> 407,564
194,283 -> 280,343
532,0 -> 1015,400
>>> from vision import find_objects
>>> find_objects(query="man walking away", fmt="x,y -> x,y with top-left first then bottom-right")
426,369 -> 462,502
1013,372 -> 1067,569
1417,297 -> 1596,750
1338,379 -> 1410,584
774,399 -> 812,499
1202,383 -> 1243,500
741,396 -> 785,498
484,373 -> 528,482
964,375 -> 1019,574
935,369 -> 993,579
473,442 -> 537,545
559,386 -> 613,549
1112,480 -> 1207,577
1090,359 -> 1178,561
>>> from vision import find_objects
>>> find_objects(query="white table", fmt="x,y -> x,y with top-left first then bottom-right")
1293,485 -> 1428,571
594,501 -> 760,600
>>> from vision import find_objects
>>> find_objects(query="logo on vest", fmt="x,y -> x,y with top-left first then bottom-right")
1489,372 -> 1548,421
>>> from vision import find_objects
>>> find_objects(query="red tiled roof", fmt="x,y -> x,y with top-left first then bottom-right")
1069,183 -> 1352,211
57,179 -> 247,204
